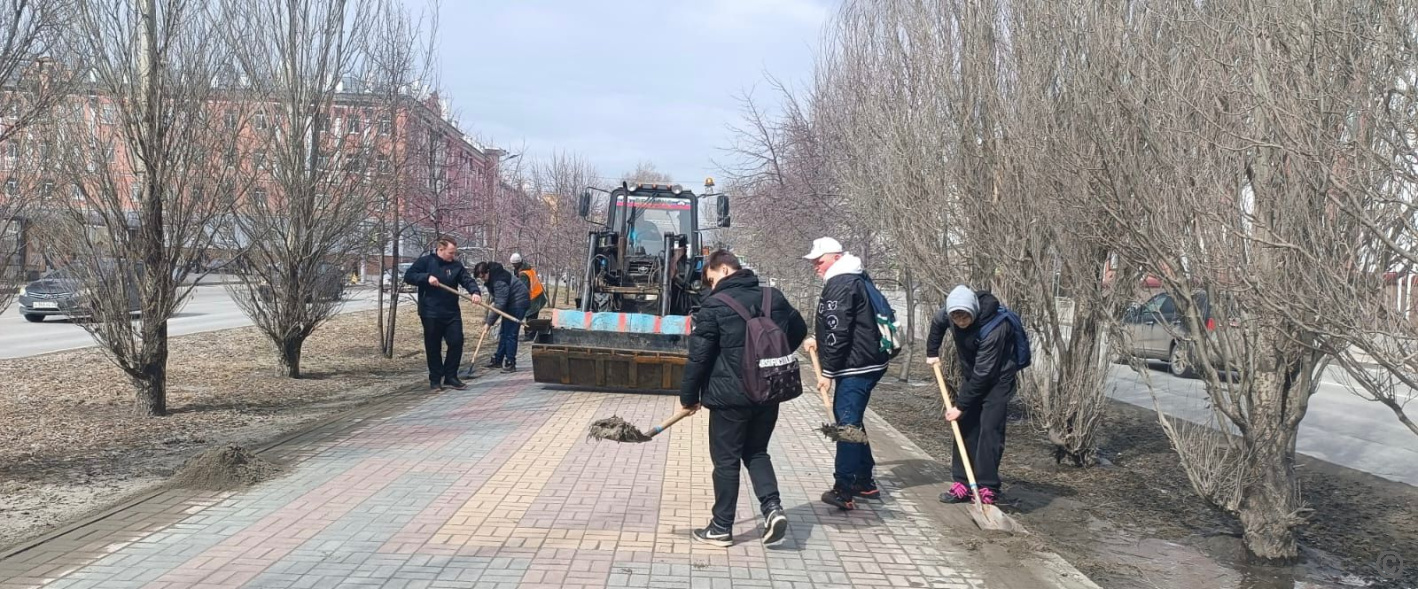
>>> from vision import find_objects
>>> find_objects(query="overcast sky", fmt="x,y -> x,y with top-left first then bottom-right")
437,0 -> 833,188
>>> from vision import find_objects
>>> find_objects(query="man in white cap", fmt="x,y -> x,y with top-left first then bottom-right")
800,237 -> 892,511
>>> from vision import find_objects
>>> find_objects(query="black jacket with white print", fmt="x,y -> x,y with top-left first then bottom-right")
814,254 -> 890,378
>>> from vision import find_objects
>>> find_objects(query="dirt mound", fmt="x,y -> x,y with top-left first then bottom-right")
167,444 -> 283,491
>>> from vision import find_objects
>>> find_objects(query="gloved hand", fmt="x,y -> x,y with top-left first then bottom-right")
485,311 -> 497,326
926,357 -> 940,366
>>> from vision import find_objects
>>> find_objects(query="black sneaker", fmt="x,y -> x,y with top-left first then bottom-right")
486,359 -> 501,369
443,377 -> 468,390
820,488 -> 856,511
691,525 -> 732,547
501,363 -> 517,373
853,481 -> 882,501
762,508 -> 788,546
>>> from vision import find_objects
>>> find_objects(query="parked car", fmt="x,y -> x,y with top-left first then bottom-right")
1116,290 -> 1238,378
16,265 -> 141,323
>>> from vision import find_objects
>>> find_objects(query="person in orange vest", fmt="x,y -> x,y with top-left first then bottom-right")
511,253 -> 547,341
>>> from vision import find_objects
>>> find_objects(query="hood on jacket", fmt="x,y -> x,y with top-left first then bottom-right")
823,253 -> 864,281
974,291 -> 1001,325
947,285 -> 979,318
711,269 -> 759,293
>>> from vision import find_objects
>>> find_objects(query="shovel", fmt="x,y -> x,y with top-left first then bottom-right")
433,282 -> 524,324
459,324 -> 491,379
588,407 -> 696,443
810,348 -> 868,444
930,362 -> 1024,534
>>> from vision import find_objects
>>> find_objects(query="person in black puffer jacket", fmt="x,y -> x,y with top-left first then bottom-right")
925,285 -> 1019,505
473,261 -> 530,372
680,250 -> 807,548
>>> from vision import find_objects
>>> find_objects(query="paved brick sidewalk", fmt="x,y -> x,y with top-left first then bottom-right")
0,369 -> 1088,589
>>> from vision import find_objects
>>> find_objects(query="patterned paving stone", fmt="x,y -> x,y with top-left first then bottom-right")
0,367 -> 1017,588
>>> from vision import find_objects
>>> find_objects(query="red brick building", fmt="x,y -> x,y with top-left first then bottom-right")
0,82 -> 511,283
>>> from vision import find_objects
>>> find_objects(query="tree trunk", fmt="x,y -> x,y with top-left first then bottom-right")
280,335 -> 304,378
1046,307 -> 1105,466
383,212 -> 402,359
134,321 -> 169,416
1237,372 -> 1303,561
377,241 -> 389,357
899,268 -> 916,382
133,366 -> 167,416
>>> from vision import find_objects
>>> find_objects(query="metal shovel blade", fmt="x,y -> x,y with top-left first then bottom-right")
968,503 -> 1025,534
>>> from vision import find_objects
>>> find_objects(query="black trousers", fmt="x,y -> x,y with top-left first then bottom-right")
952,380 -> 1015,490
420,315 -> 464,384
708,404 -> 782,530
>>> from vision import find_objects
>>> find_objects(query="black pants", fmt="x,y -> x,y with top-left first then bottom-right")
708,404 -> 782,530
420,315 -> 464,384
952,381 -> 1015,490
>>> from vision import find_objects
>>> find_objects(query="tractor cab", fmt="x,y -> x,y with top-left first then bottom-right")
529,179 -> 730,394
575,181 -> 728,317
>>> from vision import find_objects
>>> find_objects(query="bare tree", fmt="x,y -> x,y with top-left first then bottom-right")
32,0 -> 246,416
527,151 -> 597,304
620,161 -> 673,185
221,0 -> 382,377
1070,0 -> 1398,560
750,0 -> 1413,561
0,0 -> 71,313
364,0 -> 437,358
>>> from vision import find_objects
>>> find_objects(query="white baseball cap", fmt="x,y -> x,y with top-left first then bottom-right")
803,237 -> 844,260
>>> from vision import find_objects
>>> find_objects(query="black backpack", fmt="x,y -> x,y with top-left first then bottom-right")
712,287 -> 803,405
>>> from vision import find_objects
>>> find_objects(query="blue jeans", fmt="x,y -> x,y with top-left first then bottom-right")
491,306 -> 529,366
833,369 -> 884,493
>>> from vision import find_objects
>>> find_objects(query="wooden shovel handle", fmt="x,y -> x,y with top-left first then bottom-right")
433,282 -> 523,324
471,324 -> 490,361
647,407 -> 695,437
932,362 -> 985,507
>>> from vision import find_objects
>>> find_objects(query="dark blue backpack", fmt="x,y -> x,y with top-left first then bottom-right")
978,306 -> 1031,369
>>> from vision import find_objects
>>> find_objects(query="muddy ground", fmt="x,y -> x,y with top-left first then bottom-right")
869,363 -> 1418,589
0,300 -> 496,550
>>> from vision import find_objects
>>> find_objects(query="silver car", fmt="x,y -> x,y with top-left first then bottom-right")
1117,291 -> 1235,378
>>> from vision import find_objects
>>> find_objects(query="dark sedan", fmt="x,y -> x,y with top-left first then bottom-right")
16,268 -> 141,323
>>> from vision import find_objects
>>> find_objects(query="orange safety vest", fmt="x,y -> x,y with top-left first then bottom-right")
520,268 -> 545,300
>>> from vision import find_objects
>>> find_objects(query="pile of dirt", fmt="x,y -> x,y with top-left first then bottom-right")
869,368 -> 1418,589
166,444 -> 282,491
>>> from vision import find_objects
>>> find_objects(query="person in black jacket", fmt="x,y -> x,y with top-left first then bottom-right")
403,237 -> 482,391
473,261 -> 531,372
800,237 -> 891,511
925,285 -> 1018,505
680,250 -> 807,548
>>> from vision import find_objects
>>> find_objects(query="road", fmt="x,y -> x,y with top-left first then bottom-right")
1108,362 -> 1418,486
0,285 -> 383,360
